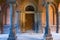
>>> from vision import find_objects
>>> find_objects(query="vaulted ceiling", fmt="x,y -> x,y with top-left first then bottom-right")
55,0 -> 60,3
54,0 -> 60,4
16,0 -> 39,5
0,0 -> 60,6
0,0 -> 60,4
0,0 -> 6,5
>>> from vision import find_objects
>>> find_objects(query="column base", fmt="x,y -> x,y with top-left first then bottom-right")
45,28 -> 53,40
8,37 -> 17,40
8,27 -> 17,40
7,32 -> 17,40
46,34 -> 53,40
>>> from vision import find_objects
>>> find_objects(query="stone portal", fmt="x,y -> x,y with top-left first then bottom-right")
25,14 -> 34,32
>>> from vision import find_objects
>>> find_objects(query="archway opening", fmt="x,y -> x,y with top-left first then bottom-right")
25,5 -> 35,11
24,5 -> 35,32
49,4 -> 56,33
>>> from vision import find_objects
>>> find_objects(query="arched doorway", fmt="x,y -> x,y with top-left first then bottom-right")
25,5 -> 35,32
49,3 -> 56,33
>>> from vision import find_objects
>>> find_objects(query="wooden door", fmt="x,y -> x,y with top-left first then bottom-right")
25,14 -> 34,31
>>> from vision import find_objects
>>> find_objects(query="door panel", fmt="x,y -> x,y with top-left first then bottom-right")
25,14 -> 34,31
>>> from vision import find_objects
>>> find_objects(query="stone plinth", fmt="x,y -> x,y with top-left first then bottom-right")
46,34 -> 53,40
46,28 -> 53,40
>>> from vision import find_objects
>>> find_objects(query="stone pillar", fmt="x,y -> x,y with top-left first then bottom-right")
56,6 -> 59,33
34,12 -> 42,33
16,10 -> 21,33
37,12 -> 42,33
37,13 -> 39,33
44,2 -> 53,40
35,13 -> 38,33
46,28 -> 53,40
22,13 -> 25,33
7,4 -> 16,40
45,2 -> 49,36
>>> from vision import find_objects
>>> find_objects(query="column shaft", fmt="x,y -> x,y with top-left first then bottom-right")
38,13 -> 42,33
16,11 -> 20,33
56,7 -> 59,33
45,3 -> 49,36
8,4 -> 16,40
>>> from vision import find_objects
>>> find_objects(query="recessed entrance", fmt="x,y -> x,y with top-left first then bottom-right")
25,14 -> 34,31
21,4 -> 36,32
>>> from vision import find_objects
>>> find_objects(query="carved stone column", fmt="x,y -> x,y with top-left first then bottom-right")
7,4 -> 16,40
35,13 -> 38,33
44,2 -> 53,40
16,10 -> 21,33
37,12 -> 42,33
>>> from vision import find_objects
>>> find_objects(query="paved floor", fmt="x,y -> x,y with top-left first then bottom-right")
1,25 -> 60,40
0,33 -> 44,40
0,33 -> 60,40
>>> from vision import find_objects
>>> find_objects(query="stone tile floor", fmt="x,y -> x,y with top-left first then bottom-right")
1,25 -> 60,40
0,33 -> 60,40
